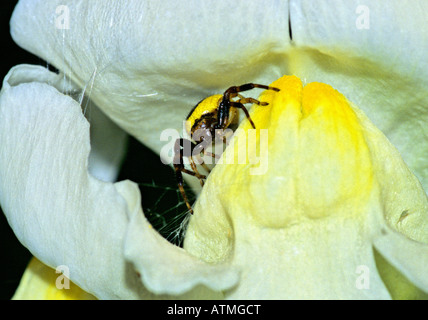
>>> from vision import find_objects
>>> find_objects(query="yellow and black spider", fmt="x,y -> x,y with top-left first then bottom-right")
173,83 -> 280,214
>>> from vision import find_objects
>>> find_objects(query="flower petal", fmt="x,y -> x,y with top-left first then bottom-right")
0,64 -> 239,299
373,226 -> 428,293
12,257 -> 97,300
122,181 -> 239,297
3,64 -> 128,183
374,247 -> 428,300
289,0 -> 428,191
10,0 -> 291,162
184,75 -> 428,299
290,0 -> 428,80
0,66 -> 150,299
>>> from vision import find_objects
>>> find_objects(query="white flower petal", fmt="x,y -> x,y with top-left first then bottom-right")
0,65 -> 240,299
290,0 -> 428,80
351,103 -> 428,244
12,257 -> 97,300
3,64 -> 128,183
373,226 -> 428,293
0,67 -> 149,299
122,181 -> 239,297
224,219 -> 391,299
289,0 -> 428,191
4,63 -> 76,93
351,96 -> 428,293
11,0 -> 290,161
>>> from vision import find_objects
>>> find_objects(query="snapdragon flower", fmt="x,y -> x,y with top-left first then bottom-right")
1,0 -> 427,299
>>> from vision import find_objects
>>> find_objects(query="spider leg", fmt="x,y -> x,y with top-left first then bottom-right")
189,156 -> 205,187
230,101 -> 256,129
173,138 -> 208,214
193,151 -> 212,173
225,83 -> 280,95
217,84 -> 280,129
199,160 -> 212,173
236,97 -> 269,106
235,93 -> 245,100
174,162 -> 194,214
191,138 -> 213,183
174,138 -> 207,178
203,151 -> 220,159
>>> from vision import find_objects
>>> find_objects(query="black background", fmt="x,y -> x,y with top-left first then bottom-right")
0,1 -> 190,299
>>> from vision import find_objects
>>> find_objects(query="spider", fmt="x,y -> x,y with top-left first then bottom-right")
173,83 -> 280,214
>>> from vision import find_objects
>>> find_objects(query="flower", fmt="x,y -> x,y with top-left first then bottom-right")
1,0 -> 427,299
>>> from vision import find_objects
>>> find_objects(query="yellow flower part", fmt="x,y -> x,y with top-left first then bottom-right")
13,257 -> 96,300
184,75 -> 428,299
233,76 -> 374,226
